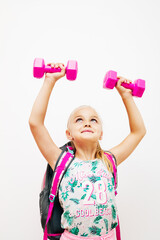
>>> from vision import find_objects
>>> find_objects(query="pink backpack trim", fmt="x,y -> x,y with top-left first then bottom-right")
104,152 -> 117,195
104,152 -> 121,240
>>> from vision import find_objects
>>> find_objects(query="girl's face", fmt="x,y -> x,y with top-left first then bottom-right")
66,106 -> 103,144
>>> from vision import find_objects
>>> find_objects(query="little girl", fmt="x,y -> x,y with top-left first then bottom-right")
29,62 -> 146,240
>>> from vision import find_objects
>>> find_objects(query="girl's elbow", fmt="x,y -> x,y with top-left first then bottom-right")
28,118 -> 35,127
138,123 -> 147,138
133,128 -> 146,141
140,128 -> 147,139
28,118 -> 39,128
142,126 -> 147,136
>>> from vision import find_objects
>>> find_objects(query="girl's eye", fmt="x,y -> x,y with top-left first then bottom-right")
76,118 -> 83,122
91,118 -> 97,123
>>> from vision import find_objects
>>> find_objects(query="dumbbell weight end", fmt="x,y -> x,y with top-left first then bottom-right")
129,79 -> 145,97
103,70 -> 117,89
66,60 -> 78,80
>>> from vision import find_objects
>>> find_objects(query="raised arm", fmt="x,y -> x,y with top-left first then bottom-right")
29,63 -> 65,170
109,76 -> 146,166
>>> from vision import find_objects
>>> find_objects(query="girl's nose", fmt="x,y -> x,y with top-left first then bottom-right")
84,123 -> 91,127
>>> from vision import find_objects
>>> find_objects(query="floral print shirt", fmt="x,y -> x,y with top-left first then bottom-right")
58,157 -> 118,237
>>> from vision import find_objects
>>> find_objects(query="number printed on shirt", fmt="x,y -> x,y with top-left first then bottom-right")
82,180 -> 107,205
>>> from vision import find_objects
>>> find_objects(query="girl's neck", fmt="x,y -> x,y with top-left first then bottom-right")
74,142 -> 97,161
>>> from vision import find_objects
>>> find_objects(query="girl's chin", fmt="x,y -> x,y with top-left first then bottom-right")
76,136 -> 98,143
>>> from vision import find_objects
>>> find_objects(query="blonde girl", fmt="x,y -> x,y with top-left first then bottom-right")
29,62 -> 146,240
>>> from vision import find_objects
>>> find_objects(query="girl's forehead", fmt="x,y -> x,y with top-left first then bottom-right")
67,106 -> 103,128
72,107 -> 98,118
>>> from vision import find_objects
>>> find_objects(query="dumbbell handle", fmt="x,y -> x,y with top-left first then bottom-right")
44,65 -> 64,73
120,82 -> 134,90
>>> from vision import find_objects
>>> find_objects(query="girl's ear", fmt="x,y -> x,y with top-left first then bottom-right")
99,131 -> 103,140
66,129 -> 73,140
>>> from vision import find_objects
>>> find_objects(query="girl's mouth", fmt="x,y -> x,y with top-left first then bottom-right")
81,130 -> 93,133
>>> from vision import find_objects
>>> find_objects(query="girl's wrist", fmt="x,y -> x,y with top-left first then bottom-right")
120,92 -> 133,100
44,76 -> 57,86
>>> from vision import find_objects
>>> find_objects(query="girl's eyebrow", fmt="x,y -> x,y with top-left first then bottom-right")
91,115 -> 99,119
74,115 -> 99,120
74,115 -> 83,119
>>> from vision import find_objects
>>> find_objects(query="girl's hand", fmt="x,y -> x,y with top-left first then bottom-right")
115,76 -> 132,99
45,62 -> 66,82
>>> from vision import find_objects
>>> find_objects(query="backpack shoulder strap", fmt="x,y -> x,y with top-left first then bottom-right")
43,146 -> 75,240
43,142 -> 75,199
42,148 -> 66,190
49,151 -> 73,200
104,151 -> 118,195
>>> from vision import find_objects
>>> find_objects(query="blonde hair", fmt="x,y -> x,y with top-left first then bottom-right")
70,141 -> 113,174
95,142 -> 113,174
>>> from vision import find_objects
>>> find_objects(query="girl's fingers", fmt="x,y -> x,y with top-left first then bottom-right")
57,63 -> 66,71
54,63 -> 65,69
56,63 -> 61,68
47,63 -> 65,68
47,63 -> 55,68
60,63 -> 65,69
117,76 -> 132,84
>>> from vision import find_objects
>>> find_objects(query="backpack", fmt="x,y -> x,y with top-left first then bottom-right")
39,142 -> 121,240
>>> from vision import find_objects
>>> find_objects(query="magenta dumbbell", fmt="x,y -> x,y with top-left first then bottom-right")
33,58 -> 78,80
103,70 -> 145,98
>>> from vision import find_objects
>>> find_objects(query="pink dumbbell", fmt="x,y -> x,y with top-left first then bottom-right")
33,58 -> 78,80
103,70 -> 145,98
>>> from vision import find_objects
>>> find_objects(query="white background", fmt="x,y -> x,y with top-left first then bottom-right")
0,0 -> 160,239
